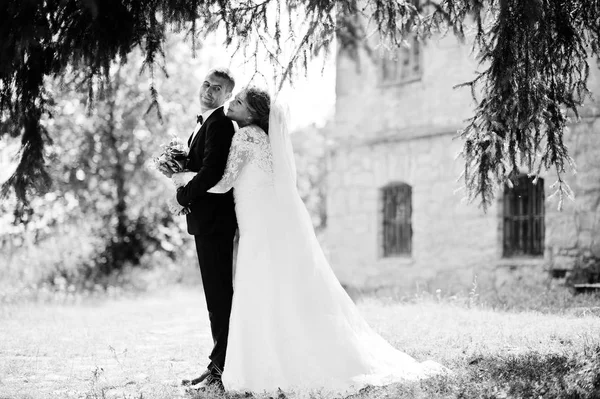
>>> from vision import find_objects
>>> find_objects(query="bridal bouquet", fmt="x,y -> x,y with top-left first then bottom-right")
152,136 -> 188,175
152,136 -> 191,216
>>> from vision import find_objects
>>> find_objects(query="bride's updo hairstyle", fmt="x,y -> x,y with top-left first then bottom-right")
245,86 -> 271,134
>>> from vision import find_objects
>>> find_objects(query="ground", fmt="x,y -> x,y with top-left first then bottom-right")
1,287 -> 600,399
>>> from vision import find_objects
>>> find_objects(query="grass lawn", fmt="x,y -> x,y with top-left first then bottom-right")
1,287 -> 599,399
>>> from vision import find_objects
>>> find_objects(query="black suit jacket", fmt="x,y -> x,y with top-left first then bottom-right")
176,107 -> 237,236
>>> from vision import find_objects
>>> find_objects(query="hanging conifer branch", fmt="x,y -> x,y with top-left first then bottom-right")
2,0 -> 600,209
454,0 -> 596,209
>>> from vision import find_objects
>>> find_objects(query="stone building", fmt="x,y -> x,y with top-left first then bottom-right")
325,33 -> 600,292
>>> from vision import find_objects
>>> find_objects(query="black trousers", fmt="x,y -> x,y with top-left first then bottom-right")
194,233 -> 235,375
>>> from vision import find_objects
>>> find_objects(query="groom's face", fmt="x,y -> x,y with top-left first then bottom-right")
199,73 -> 232,110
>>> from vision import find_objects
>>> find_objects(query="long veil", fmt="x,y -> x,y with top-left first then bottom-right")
261,100 -> 449,395
266,100 -> 319,267
269,101 -> 297,197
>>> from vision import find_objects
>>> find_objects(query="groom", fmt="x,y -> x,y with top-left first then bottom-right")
171,68 -> 237,391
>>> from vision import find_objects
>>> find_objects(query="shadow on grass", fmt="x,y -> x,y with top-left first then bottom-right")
457,348 -> 600,399
413,347 -> 600,399
188,346 -> 600,399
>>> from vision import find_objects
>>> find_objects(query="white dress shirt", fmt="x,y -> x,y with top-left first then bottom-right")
189,107 -> 218,147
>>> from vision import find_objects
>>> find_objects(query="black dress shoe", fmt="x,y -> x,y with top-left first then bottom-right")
195,374 -> 225,393
181,368 -> 211,386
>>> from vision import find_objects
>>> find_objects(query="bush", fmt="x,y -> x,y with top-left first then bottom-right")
0,205 -> 199,304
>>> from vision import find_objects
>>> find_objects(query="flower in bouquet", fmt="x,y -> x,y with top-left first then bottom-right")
153,136 -> 189,175
153,136 -> 191,216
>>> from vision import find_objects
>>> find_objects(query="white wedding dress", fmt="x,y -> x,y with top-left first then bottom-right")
206,104 -> 448,396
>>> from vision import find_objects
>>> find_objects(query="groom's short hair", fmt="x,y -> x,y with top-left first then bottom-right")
208,68 -> 235,93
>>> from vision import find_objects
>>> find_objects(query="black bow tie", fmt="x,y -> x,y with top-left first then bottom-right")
196,114 -> 203,124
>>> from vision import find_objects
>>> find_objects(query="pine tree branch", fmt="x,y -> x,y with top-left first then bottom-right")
1,0 -> 600,210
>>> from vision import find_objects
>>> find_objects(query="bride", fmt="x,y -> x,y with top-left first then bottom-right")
173,87 -> 449,396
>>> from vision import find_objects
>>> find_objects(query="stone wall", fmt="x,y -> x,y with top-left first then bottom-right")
326,132 -> 499,292
333,34 -> 479,144
328,32 -> 600,292
545,118 -> 600,271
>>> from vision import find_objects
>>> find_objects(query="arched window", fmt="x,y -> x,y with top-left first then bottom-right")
503,175 -> 545,257
381,183 -> 412,257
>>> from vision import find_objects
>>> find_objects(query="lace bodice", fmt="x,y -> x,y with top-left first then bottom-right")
208,124 -> 273,193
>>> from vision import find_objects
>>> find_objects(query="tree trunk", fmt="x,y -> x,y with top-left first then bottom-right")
105,71 -> 129,273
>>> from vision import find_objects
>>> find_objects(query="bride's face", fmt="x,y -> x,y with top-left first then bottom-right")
227,91 -> 255,126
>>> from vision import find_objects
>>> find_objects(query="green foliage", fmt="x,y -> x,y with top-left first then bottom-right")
37,51 -> 183,276
0,28 -> 335,293
456,0 -> 591,210
0,33 -> 207,289
3,0 -> 600,208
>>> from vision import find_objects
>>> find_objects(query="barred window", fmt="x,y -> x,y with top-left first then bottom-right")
381,183 -> 412,257
503,175 -> 545,257
381,35 -> 422,85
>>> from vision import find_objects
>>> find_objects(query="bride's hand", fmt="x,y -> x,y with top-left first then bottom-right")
172,171 -> 196,188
